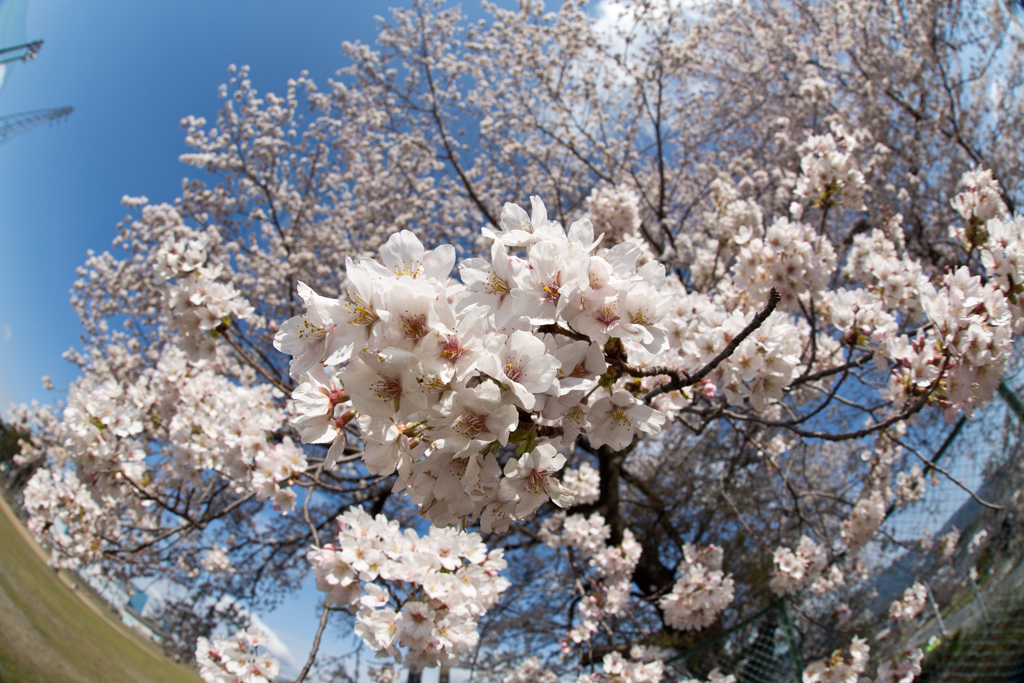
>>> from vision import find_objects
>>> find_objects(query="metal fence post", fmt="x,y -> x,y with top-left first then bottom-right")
998,380 -> 1024,422
777,601 -> 804,682
926,582 -> 949,638
967,570 -> 991,620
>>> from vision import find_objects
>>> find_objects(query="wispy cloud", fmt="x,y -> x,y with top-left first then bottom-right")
2,324 -> 10,342
138,580 -> 298,674
247,610 -> 296,670
213,596 -> 297,672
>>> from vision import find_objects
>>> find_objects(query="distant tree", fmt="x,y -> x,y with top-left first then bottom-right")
0,417 -> 36,494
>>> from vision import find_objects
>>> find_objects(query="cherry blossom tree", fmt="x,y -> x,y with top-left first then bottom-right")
9,0 -> 1024,681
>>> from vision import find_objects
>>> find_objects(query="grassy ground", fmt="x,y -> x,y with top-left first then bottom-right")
0,494 -> 201,683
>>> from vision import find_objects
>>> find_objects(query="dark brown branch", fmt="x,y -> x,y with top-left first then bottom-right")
536,323 -> 591,343
620,468 -> 686,549
782,357 -> 951,442
643,288 -> 782,401
293,607 -> 331,683
787,353 -> 872,388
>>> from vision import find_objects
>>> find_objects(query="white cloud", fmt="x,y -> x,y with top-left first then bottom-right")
215,595 -> 297,671
246,611 -> 296,669
591,0 -> 700,43
137,579 -> 297,674
2,324 -> 10,342
592,0 -> 631,43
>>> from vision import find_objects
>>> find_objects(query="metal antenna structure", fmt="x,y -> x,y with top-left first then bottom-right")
0,106 -> 72,146
0,39 -> 41,65
0,38 -> 74,146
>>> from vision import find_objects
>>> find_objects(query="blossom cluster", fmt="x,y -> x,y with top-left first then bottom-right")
733,216 -> 836,309
596,647 -> 667,683
841,224 -> 927,320
791,122 -> 867,217
275,200 -> 672,532
770,535 -> 827,596
888,582 -> 927,625
585,184 -> 643,244
538,492 -> 646,647
201,546 -> 234,574
307,508 -> 509,669
646,284 -> 806,413
841,488 -> 889,554
561,462 -> 601,505
968,529 -> 989,554
569,519 -> 642,644
542,511 -> 611,556
505,646 -> 668,683
937,528 -> 961,562
803,636 -> 870,683
867,649 -> 924,683
837,215 -> 1015,429
819,170 -> 1023,426
803,636 -> 923,683
950,168 -> 1006,230
57,376 -> 147,494
157,235 -> 253,360
195,627 -> 280,683
872,173 -> 1024,422
894,465 -> 926,507
658,544 -> 735,631
20,344 -> 301,567
907,267 -> 1013,421
502,657 -> 559,683
681,671 -> 736,683
22,468 -> 114,569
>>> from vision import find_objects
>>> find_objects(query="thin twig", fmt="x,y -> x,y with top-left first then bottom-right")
719,473 -> 774,554
907,443 -> 1003,510
782,357 -> 951,442
302,472 -> 321,548
293,607 -> 332,683
221,329 -> 293,395
787,353 -> 872,388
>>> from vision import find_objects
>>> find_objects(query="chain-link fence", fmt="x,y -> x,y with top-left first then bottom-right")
664,366 -> 1024,683
916,561 -> 1024,682
665,602 -> 803,683
665,564 -> 1024,683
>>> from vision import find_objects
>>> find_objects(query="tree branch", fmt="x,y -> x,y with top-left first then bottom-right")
293,607 -> 332,683
643,288 -> 782,401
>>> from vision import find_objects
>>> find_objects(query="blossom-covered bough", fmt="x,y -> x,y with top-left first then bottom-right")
8,0 -> 1024,681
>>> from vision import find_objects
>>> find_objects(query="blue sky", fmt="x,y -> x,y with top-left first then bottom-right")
0,1 -> 633,677
0,0 -> 525,676
0,0 -> 405,410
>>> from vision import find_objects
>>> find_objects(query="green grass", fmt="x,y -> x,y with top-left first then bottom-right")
0,496 -> 202,683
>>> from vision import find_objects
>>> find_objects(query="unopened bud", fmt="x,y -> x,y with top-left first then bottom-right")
333,409 -> 357,429
700,381 -> 717,399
